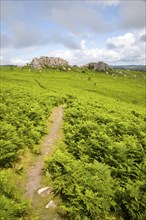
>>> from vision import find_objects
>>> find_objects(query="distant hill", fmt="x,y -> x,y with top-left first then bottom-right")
112,65 -> 146,72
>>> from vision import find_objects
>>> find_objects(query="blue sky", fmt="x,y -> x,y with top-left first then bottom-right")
1,0 -> 146,66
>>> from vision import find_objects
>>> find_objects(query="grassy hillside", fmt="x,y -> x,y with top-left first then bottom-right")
0,66 -> 146,220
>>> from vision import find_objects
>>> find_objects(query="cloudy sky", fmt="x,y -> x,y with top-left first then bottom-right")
1,0 -> 146,66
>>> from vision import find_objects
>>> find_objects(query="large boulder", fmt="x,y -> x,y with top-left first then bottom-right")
30,56 -> 69,69
82,61 -> 112,72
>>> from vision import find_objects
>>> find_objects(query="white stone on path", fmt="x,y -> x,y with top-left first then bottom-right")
38,187 -> 52,195
45,200 -> 56,209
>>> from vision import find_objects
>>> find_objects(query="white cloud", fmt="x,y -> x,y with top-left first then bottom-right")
0,55 -> 4,63
0,50 -> 9,65
11,58 -> 31,66
106,31 -> 145,64
45,31 -> 145,65
47,50 -> 77,63
44,47 -> 120,66
106,33 -> 135,49
1,31 -> 145,66
50,4 -> 105,33
87,0 -> 120,6
138,29 -> 146,42
103,0 -> 120,6
120,0 -> 145,29
80,40 -> 86,50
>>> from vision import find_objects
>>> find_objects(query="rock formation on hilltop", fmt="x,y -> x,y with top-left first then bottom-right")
30,56 -> 69,69
83,61 -> 112,72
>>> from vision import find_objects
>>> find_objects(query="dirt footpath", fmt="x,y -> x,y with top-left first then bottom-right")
25,106 -> 63,198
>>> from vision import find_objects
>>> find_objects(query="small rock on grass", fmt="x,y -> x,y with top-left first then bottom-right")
38,187 -> 52,196
45,200 -> 56,209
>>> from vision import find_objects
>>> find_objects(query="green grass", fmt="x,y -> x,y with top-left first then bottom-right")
0,66 -> 145,220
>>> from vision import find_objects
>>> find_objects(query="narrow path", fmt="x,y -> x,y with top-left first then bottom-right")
25,106 -> 63,198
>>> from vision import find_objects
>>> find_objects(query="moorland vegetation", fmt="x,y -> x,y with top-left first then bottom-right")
0,64 -> 146,219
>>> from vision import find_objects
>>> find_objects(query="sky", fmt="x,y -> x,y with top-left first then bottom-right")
0,0 -> 146,66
